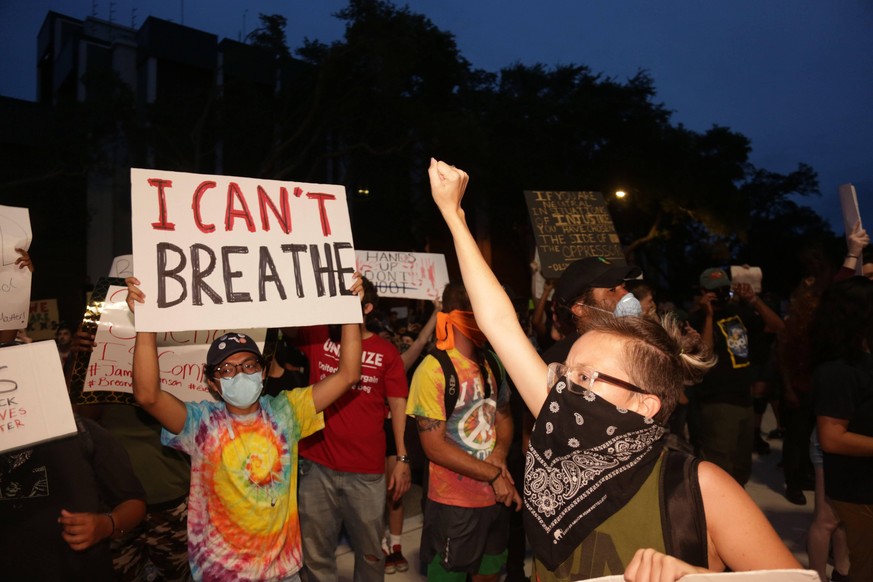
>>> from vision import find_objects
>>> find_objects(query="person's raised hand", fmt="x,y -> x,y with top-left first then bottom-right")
125,277 -> 145,313
428,158 -> 468,216
348,271 -> 364,301
14,248 -> 33,272
847,220 -> 869,257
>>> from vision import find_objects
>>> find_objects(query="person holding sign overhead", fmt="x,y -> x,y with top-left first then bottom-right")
425,159 -> 800,581
126,274 -> 364,582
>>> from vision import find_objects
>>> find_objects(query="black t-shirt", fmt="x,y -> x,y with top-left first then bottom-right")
540,332 -> 580,367
0,416 -> 146,581
813,354 -> 873,504
690,303 -> 764,406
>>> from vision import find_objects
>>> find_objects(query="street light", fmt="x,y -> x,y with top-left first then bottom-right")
615,190 -> 627,199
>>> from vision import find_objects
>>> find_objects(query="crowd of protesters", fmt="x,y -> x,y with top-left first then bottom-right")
0,162 -> 871,582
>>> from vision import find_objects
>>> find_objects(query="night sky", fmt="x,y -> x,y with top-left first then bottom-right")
2,0 -> 871,231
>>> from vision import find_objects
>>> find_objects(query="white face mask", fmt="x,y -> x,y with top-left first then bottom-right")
613,293 -> 643,317
219,372 -> 263,408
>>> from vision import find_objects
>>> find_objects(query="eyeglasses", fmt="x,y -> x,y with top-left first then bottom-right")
547,362 -> 647,395
212,358 -> 263,379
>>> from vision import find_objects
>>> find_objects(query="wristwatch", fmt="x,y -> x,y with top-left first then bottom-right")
396,455 -> 410,464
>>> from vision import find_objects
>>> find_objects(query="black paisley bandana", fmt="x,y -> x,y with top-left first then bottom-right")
523,375 -> 666,571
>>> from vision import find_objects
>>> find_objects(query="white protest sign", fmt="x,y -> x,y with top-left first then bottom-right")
586,569 -> 818,581
81,283 -> 265,403
131,168 -> 362,332
839,184 -> 863,276
109,254 -> 135,278
355,250 -> 449,300
0,341 -> 77,453
730,265 -> 763,293
0,206 -> 33,331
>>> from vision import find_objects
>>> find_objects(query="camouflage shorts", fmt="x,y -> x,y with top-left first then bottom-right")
112,496 -> 192,582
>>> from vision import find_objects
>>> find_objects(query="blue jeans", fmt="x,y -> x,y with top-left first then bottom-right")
299,458 -> 386,582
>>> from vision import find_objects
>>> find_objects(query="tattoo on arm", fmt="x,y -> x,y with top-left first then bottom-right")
416,417 -> 443,433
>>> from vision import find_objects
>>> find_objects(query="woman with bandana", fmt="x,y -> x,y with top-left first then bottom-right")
125,275 -> 363,582
427,159 -> 801,581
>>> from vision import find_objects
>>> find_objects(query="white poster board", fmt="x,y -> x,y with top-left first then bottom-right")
82,283 -> 265,403
586,569 -> 818,581
355,250 -> 449,300
839,183 -> 863,275
0,206 -> 33,331
0,341 -> 76,453
131,169 -> 362,332
109,254 -> 135,278
730,265 -> 763,293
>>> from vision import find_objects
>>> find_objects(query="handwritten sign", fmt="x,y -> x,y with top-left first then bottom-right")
131,169 -> 362,332
109,254 -> 134,278
524,191 -> 624,278
69,278 -> 269,405
0,341 -> 77,454
355,250 -> 448,300
0,205 -> 33,331
26,299 -> 60,341
588,569 -> 818,581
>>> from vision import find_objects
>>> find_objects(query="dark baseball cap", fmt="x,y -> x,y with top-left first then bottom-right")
206,332 -> 263,368
554,257 -> 642,305
699,268 -> 730,290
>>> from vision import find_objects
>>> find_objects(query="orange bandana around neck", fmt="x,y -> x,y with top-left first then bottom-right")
435,310 -> 487,350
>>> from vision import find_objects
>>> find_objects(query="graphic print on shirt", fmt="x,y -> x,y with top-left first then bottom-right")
454,374 -> 497,460
716,315 -> 750,368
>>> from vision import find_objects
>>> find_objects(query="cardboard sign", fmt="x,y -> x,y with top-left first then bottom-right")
355,250 -> 449,300
839,184 -> 863,276
524,190 -> 624,278
69,278 -> 268,405
730,265 -> 763,293
26,299 -> 60,341
587,569 -> 818,581
130,168 -> 362,332
0,206 -> 33,331
0,341 -> 77,454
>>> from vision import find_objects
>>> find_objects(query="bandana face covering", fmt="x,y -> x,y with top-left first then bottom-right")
435,310 -> 487,350
523,375 -> 665,571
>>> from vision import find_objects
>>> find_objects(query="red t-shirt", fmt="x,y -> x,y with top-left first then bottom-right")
298,326 -> 408,473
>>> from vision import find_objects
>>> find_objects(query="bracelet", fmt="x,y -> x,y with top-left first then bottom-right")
846,254 -> 859,259
487,470 -> 501,486
105,513 -> 116,537
396,454 -> 410,464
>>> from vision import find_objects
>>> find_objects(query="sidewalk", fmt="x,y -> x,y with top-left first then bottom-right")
335,410 -> 814,580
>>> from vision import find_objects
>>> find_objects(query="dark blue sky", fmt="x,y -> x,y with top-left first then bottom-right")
2,0 -> 871,231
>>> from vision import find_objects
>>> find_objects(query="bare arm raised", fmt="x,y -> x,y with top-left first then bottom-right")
429,159 -> 549,417
127,277 -> 188,434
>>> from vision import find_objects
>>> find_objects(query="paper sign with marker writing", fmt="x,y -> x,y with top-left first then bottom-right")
0,205 -> 33,331
524,190 -> 625,278
0,341 -> 77,454
131,168 -> 362,332
585,569 -> 818,581
26,299 -> 60,341
109,254 -> 134,278
70,279 -> 266,404
355,250 -> 448,300
730,266 -> 763,293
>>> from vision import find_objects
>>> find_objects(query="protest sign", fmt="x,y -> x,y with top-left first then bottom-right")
69,278 -> 270,405
524,190 -> 625,278
0,341 -> 77,454
0,205 -> 33,331
839,183 -> 863,276
131,169 -> 362,332
26,299 -> 60,341
588,569 -> 817,581
109,254 -> 134,278
355,250 -> 449,300
730,265 -> 763,293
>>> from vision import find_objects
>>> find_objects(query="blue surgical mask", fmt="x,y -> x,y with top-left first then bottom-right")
613,293 -> 643,317
219,372 -> 263,408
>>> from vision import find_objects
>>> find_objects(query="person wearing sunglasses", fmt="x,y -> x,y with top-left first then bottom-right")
427,159 -> 801,581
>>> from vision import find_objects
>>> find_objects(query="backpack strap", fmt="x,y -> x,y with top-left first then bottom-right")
659,449 -> 708,568
428,347 -> 499,418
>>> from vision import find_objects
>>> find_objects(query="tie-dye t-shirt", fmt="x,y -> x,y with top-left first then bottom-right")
406,348 -> 509,508
162,388 -> 323,581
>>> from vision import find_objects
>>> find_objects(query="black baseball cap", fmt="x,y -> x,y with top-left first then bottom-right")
554,257 -> 642,305
206,333 -> 263,368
